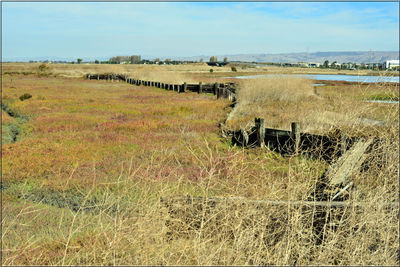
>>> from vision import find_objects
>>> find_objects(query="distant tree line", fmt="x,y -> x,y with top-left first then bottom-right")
109,55 -> 141,64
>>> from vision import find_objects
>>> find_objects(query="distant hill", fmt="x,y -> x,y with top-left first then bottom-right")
3,51 -> 399,64
174,51 -> 399,64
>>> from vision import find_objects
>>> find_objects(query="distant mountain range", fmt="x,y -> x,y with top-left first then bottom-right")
173,51 -> 399,64
3,51 -> 399,64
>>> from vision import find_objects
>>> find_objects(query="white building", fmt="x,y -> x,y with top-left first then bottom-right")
385,60 -> 399,69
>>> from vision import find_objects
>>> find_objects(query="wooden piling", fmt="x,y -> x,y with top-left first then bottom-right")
291,122 -> 300,155
198,82 -> 203,94
181,82 -> 187,93
255,118 -> 266,147
341,132 -> 347,155
216,83 -> 221,98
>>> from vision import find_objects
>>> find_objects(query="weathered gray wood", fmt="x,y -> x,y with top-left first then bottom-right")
216,83 -> 221,98
327,138 -> 374,186
341,131 -> 347,154
198,82 -> 203,94
241,128 -> 249,146
182,82 -> 187,93
255,118 -> 266,147
214,83 -> 218,96
291,122 -> 300,154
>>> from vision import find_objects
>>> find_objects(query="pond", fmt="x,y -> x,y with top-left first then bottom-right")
229,74 -> 399,83
366,100 -> 399,104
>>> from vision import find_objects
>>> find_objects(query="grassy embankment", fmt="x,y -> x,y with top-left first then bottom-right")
1,63 -> 398,265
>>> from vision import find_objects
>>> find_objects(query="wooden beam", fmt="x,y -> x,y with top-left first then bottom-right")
327,138 -> 373,186
255,118 -> 265,148
291,122 -> 300,155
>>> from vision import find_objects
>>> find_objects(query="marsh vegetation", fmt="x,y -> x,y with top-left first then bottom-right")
1,63 -> 398,265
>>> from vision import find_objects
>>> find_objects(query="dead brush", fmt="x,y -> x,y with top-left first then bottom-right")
2,133 -> 398,265
160,135 -> 398,265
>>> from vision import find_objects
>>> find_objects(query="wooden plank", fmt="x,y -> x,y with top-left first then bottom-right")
326,138 -> 374,186
264,128 -> 291,137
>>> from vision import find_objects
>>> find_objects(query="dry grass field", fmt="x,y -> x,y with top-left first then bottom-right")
1,63 -> 399,265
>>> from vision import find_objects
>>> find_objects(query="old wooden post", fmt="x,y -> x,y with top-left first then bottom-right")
340,131 -> 347,155
219,87 -> 224,99
97,75 -> 99,80
255,118 -> 266,147
198,82 -> 203,94
216,83 -> 221,98
181,82 -> 187,93
291,122 -> 300,155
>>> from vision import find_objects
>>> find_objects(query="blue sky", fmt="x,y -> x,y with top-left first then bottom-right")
2,2 -> 399,60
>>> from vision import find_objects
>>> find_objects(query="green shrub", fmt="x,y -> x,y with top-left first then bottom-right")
231,66 -> 237,72
38,64 -> 49,72
19,93 -> 32,101
210,69 -> 214,73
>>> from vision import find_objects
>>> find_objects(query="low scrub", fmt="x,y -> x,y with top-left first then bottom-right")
19,93 -> 32,101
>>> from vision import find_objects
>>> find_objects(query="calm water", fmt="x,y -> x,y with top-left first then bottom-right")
366,100 -> 399,104
230,74 -> 399,83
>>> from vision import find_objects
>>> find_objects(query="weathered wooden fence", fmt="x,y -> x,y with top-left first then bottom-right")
227,118 -> 360,163
86,73 -> 237,101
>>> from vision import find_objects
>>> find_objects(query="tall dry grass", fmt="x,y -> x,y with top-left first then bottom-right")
226,76 -> 399,137
3,135 -> 398,265
2,62 -> 235,81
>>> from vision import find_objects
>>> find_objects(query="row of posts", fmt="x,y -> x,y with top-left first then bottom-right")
87,74 -> 235,100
